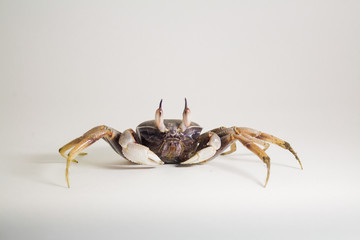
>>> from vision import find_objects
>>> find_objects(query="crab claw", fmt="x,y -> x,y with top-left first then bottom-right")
181,132 -> 221,164
119,129 -> 164,165
123,143 -> 164,165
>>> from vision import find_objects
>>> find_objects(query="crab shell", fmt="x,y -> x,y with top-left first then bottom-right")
136,119 -> 202,164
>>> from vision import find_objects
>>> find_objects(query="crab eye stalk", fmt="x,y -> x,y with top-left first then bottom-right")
155,99 -> 168,132
180,98 -> 191,131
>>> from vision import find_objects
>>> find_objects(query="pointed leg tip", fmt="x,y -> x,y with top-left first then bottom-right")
65,169 -> 70,188
264,165 -> 270,188
263,178 -> 269,188
264,177 -> 269,188
296,157 -> 303,170
290,150 -> 302,170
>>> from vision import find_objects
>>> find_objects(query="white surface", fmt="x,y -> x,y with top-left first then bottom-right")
1,0 -> 359,239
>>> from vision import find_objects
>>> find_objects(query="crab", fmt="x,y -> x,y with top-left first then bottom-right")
59,99 -> 302,188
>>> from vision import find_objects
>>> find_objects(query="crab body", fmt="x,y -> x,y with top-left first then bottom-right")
59,99 -> 302,188
136,119 -> 202,164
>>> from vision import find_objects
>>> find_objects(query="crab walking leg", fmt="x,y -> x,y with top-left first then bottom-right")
119,129 -> 164,165
234,134 -> 271,187
221,143 -> 237,155
59,125 -> 123,188
257,132 -> 302,169
242,134 -> 270,151
181,132 -> 221,164
59,137 -> 83,162
65,139 -> 93,187
236,127 -> 302,169
220,136 -> 269,156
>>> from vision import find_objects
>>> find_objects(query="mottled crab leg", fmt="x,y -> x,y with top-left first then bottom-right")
248,136 -> 270,151
204,126 -> 301,187
235,127 -> 302,169
59,125 -> 123,188
221,143 -> 237,155
221,137 -> 269,156
234,134 -> 271,187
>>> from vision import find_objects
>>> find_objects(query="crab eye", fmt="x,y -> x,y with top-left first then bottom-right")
180,98 -> 191,131
155,99 -> 168,132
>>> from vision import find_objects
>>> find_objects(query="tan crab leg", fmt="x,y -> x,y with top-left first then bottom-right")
257,132 -> 302,169
220,134 -> 269,156
243,134 -> 270,151
65,139 -> 94,188
235,127 -> 302,169
221,143 -> 237,155
59,137 -> 84,162
234,134 -> 271,187
59,126 -> 114,161
59,125 -> 121,188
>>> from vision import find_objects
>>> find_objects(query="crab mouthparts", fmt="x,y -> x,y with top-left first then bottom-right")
160,140 -> 183,160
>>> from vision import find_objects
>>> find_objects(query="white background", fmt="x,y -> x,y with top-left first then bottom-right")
1,0 -> 359,239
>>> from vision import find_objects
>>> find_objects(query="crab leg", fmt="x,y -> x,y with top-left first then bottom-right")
59,125 -> 123,188
65,139 -> 93,187
202,126 -> 302,187
234,134 -> 271,187
220,137 -> 270,156
221,143 -> 237,155
235,127 -> 302,169
59,137 -> 83,162
248,136 -> 270,151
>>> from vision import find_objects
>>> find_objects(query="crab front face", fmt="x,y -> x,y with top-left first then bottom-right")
136,99 -> 202,163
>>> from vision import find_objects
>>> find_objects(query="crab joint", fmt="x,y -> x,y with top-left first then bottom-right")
155,99 -> 168,132
180,98 -> 191,131
207,132 -> 221,150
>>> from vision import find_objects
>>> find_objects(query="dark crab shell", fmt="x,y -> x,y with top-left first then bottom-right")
136,119 -> 202,164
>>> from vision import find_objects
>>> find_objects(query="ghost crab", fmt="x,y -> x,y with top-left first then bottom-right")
59,99 -> 302,188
